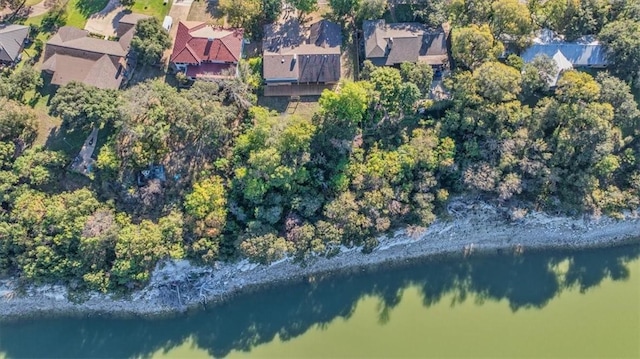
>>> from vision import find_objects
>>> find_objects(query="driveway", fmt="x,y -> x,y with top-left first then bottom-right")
84,0 -> 125,37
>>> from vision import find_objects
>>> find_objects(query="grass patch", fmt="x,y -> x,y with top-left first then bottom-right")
23,12 -> 45,26
65,0 -> 109,28
131,0 -> 172,19
258,96 -> 320,119
25,0 -> 43,6
187,0 -> 225,26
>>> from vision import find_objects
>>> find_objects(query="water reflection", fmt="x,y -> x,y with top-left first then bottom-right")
1,243 -> 638,358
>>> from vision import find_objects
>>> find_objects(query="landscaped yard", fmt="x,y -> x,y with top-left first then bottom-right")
131,0 -> 172,19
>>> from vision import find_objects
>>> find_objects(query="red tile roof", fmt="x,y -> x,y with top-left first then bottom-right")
170,21 -> 243,65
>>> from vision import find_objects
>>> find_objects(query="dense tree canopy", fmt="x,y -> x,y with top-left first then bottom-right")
50,82 -> 121,130
451,24 -> 504,70
2,0 -> 640,292
131,18 -> 172,66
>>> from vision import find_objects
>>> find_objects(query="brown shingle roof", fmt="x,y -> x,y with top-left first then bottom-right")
42,53 -> 123,89
363,20 -> 449,67
42,14 -> 147,89
263,19 -> 341,83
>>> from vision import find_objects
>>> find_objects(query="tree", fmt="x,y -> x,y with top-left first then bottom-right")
369,66 -> 403,112
521,54 -> 557,98
263,0 -> 282,23
399,83 -> 421,113
451,24 -> 504,70
355,0 -> 386,25
40,3 -> 67,31
185,176 -> 228,262
330,0 -> 360,19
412,0 -> 448,27
0,98 -> 38,146
555,70 -> 600,103
596,72 -> 640,131
319,81 -> 370,125
131,18 -> 171,66
491,0 -> 535,47
449,0 -> 492,25
240,233 -> 290,264
473,61 -> 522,103
600,19 -> 640,85
290,0 -> 317,18
400,61 -> 434,96
49,82 -> 121,130
0,65 -> 42,103
120,0 -> 135,6
219,0 -> 261,29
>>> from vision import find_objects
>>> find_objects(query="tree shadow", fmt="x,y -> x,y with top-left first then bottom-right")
73,0 -> 110,17
1,243 -> 639,358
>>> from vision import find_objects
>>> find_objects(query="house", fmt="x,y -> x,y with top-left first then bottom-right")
170,21 -> 244,81
0,24 -> 29,66
363,20 -> 450,70
521,30 -> 607,87
42,13 -> 149,89
262,19 -> 342,97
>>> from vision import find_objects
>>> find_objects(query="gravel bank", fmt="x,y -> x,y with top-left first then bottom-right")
2,200 -> 640,320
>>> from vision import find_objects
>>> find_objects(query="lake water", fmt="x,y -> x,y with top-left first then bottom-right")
1,244 -> 639,358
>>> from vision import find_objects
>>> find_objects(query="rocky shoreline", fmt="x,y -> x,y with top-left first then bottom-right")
2,200 -> 640,321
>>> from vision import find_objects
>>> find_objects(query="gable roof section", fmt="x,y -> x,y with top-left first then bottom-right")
42,14 -> 147,89
0,24 -> 29,63
363,19 -> 449,66
42,53 -> 123,89
170,21 -> 243,64
262,19 -> 342,83
47,26 -> 127,57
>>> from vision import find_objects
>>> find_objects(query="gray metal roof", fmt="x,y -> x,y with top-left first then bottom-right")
521,43 -> 607,67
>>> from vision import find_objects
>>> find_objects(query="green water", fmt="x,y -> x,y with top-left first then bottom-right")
1,244 -> 640,358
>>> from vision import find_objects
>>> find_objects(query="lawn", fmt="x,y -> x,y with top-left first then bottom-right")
23,0 -> 109,28
131,0 -> 172,19
66,0 -> 109,28
257,96 -> 320,119
187,0 -> 225,26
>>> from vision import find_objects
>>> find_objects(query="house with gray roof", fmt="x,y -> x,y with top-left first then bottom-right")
521,30 -> 607,87
0,24 -> 29,66
363,20 -> 450,69
41,14 -> 149,89
262,19 -> 342,96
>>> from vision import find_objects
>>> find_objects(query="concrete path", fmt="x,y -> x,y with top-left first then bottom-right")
70,127 -> 98,176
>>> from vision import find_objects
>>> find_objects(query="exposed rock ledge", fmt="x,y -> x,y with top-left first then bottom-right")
2,200 -> 640,320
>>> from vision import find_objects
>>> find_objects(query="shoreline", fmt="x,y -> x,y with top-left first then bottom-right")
2,200 -> 640,321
